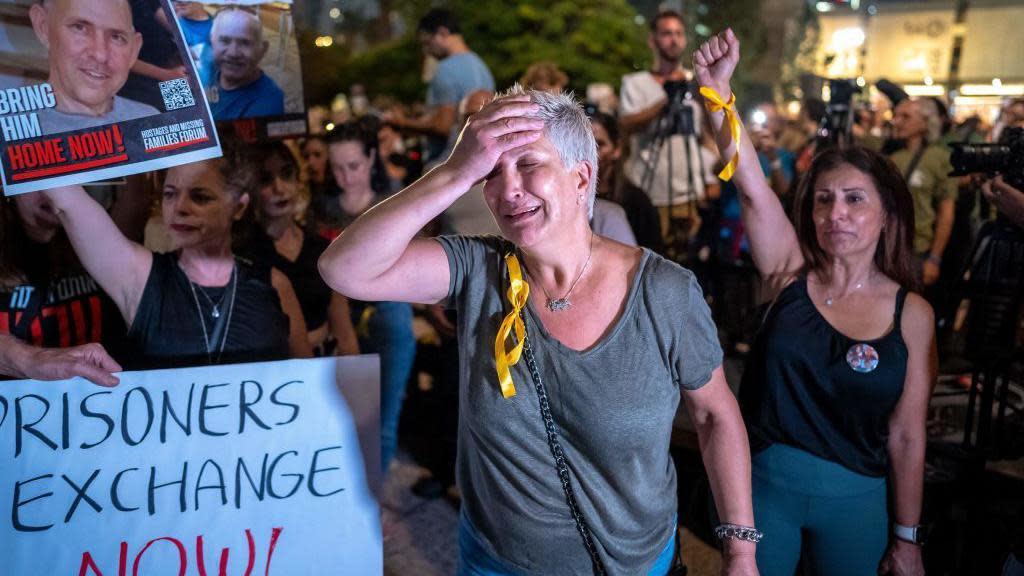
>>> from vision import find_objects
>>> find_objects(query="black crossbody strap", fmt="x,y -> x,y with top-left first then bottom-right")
520,311 -> 608,576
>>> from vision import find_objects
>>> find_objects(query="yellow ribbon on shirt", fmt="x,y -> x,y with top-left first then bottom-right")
699,86 -> 741,182
494,252 -> 530,399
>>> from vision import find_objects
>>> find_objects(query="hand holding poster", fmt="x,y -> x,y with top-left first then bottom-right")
0,357 -> 382,574
0,0 -> 221,196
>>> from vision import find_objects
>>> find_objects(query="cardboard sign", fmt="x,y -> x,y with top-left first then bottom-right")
0,356 -> 382,575
175,1 -> 307,141
0,0 -> 221,196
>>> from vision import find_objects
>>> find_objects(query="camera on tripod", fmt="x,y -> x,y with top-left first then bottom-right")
949,126 -> 1024,190
661,79 -> 697,137
817,78 -> 862,148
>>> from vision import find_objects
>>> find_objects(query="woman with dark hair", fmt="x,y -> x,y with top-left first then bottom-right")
310,120 -> 395,239
40,136 -> 312,369
317,120 -> 416,473
300,136 -> 337,200
247,141 -> 359,357
698,31 -> 931,576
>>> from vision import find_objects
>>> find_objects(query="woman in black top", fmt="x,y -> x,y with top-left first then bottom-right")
248,141 -> 359,357
699,31 -> 932,576
41,137 -> 312,369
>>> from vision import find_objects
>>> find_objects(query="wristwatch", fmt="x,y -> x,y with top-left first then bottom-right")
893,523 -> 927,546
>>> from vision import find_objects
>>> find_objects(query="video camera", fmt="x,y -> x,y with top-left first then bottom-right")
818,78 -> 862,148
949,127 -> 1024,190
660,79 -> 697,137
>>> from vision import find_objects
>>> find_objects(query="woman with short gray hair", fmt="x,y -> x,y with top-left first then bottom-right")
320,87 -> 759,575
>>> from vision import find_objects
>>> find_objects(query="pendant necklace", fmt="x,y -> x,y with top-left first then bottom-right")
825,281 -> 864,307
185,261 -> 238,364
191,280 -> 231,318
531,232 -> 594,313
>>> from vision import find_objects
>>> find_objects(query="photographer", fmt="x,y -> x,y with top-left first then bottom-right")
619,10 -> 715,247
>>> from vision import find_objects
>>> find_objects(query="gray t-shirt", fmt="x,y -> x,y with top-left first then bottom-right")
437,235 -> 722,575
38,96 -> 160,134
425,51 -> 494,161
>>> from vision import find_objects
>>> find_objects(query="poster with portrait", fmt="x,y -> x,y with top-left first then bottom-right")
0,0 -> 222,196
0,356 -> 383,574
175,0 -> 307,142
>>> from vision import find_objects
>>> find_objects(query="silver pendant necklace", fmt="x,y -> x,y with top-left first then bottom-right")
191,281 -> 230,318
825,281 -> 864,307
531,232 -> 595,313
185,261 -> 238,365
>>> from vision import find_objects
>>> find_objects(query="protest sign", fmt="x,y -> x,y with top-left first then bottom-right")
0,0 -> 222,196
176,1 -> 308,141
0,356 -> 382,575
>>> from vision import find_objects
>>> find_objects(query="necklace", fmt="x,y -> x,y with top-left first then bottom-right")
531,232 -> 595,313
192,281 -> 230,318
825,281 -> 864,307
185,261 -> 238,364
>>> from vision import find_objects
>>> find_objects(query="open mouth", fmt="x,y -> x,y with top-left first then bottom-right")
80,69 -> 110,81
505,206 -> 540,224
170,224 -> 198,233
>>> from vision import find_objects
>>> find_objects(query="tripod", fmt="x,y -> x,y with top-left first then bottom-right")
639,82 -> 707,263
941,217 -> 1024,573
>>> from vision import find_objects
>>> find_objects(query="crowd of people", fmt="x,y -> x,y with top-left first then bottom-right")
3,5 -> 1024,576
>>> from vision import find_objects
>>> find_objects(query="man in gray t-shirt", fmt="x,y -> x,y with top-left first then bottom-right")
29,0 -> 160,134
388,9 -> 494,163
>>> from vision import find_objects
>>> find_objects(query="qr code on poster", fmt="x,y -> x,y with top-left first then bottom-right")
159,78 -> 195,111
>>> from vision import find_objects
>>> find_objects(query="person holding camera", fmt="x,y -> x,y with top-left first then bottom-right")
698,29 -> 933,576
982,175 -> 1024,228
890,98 -> 957,287
620,10 -> 717,248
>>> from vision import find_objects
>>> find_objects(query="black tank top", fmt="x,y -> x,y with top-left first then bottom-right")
126,252 -> 290,369
243,229 -> 332,332
740,278 -> 909,477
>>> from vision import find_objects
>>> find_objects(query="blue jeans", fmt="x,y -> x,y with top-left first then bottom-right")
752,443 -> 889,576
457,512 -> 676,575
352,300 -> 416,472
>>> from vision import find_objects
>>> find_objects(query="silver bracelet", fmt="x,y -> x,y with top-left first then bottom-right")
715,523 -> 763,543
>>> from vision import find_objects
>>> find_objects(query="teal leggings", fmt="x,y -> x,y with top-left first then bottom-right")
752,443 -> 889,576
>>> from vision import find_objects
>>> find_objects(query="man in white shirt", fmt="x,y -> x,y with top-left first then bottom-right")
619,10 -> 716,246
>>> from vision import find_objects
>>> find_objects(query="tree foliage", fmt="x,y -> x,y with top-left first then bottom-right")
301,0 -> 649,105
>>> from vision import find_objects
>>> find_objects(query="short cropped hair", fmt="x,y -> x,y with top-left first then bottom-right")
498,85 -> 599,218
418,9 -> 460,35
650,10 -> 684,32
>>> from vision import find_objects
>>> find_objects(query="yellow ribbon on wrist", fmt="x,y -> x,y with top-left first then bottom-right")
699,86 -> 741,182
494,252 -> 530,398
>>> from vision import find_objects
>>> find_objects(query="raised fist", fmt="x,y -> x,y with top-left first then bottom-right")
693,28 -> 741,100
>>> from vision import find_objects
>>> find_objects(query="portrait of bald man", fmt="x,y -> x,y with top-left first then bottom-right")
207,7 -> 284,120
29,0 -> 160,133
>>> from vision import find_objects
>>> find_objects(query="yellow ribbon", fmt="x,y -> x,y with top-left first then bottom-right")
699,86 -> 741,182
494,252 -> 530,398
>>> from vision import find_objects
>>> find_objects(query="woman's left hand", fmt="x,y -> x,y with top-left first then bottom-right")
877,540 -> 924,576
722,552 -> 759,576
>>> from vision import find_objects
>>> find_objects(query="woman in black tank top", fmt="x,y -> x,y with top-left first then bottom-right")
40,135 -> 313,369
699,31 -> 933,576
246,141 -> 359,358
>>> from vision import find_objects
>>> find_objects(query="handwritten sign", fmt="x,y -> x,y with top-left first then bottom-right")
0,356 -> 382,575
0,0 -> 221,195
